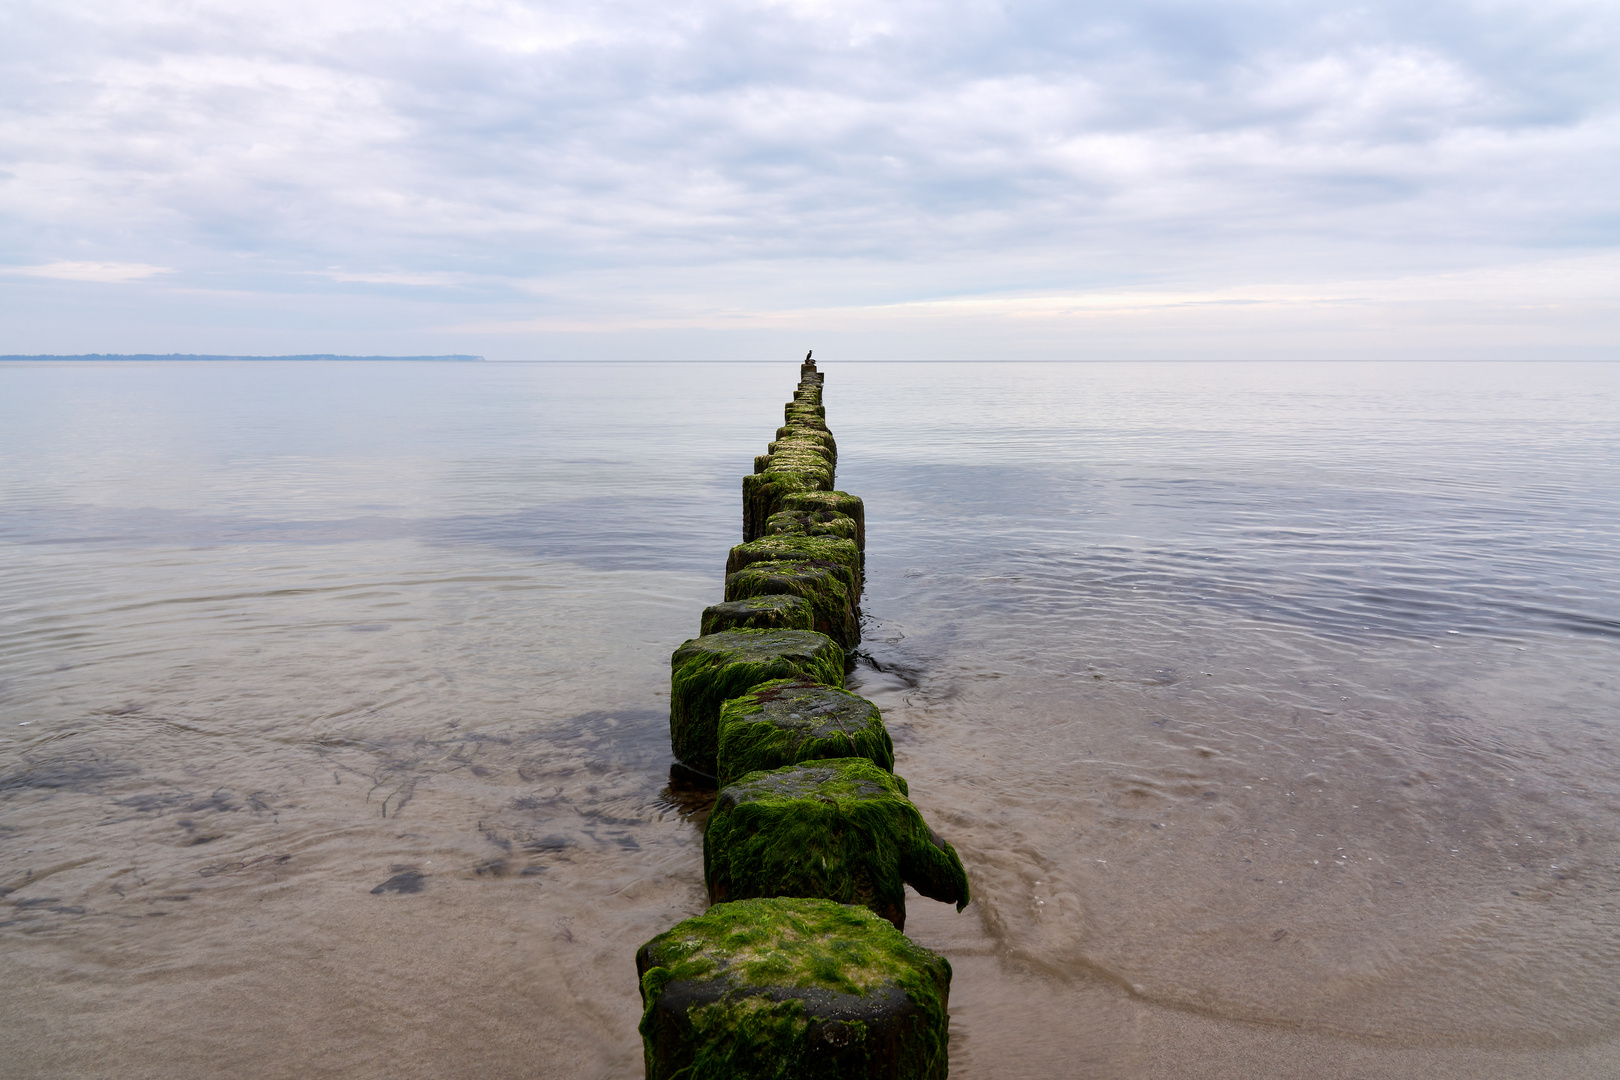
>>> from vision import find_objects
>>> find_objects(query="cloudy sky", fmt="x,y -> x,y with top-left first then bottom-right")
2,0 -> 1617,359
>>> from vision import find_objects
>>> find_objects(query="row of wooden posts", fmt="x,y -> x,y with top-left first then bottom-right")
634,358 -> 969,1079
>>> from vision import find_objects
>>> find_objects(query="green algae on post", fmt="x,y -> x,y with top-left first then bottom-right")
776,425 -> 838,465
764,509 -> 860,546
704,759 -> 970,931
765,453 -> 835,490
765,441 -> 834,471
644,357 -> 965,1077
725,560 -> 859,650
785,402 -> 827,423
780,490 -> 865,552
701,596 -> 815,636
636,897 -> 951,1080
767,433 -> 832,454
716,679 -> 895,787
772,435 -> 837,470
669,629 -> 845,776
726,534 -> 862,595
744,472 -> 815,542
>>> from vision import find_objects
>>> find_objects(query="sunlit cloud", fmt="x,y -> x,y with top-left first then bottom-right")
448,252 -> 1620,333
5,261 -> 174,283
317,270 -> 473,287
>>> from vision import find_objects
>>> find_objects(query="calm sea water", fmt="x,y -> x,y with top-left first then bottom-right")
2,360 -> 1618,1078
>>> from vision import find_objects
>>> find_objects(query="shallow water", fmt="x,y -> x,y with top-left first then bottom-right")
2,360 -> 1618,1078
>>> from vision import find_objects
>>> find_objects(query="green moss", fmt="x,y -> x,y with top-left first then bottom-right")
767,436 -> 833,464
637,897 -> 951,1080
670,630 -> 846,776
743,472 -> 814,542
701,596 -> 815,637
763,509 -> 859,546
781,491 -> 865,551
766,466 -> 834,492
763,512 -> 807,538
726,534 -> 862,596
660,995 -> 812,1080
754,454 -> 773,475
764,443 -> 829,466
784,402 -> 827,423
725,560 -> 859,650
717,679 -> 896,787
776,426 -> 837,465
704,759 -> 970,930
639,897 -> 936,996
777,420 -> 830,441
764,456 -> 835,491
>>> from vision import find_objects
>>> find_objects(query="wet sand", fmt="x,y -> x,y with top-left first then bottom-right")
5,637 -> 1618,1079
6,831 -> 1616,1079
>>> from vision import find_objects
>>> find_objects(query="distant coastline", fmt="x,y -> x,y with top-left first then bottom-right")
0,353 -> 486,362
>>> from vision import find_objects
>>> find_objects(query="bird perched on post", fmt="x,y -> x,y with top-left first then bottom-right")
805,351 -> 813,364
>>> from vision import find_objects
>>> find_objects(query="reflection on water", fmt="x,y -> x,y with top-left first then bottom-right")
2,360 -> 1619,1078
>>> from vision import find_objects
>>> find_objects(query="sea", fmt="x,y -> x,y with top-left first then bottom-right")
2,359 -> 1618,1079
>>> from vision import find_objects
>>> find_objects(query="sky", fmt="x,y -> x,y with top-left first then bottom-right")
1,0 -> 1617,360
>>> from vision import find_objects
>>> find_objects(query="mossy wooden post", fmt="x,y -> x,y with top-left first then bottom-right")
743,380 -> 839,541
700,596 -> 814,636
643,357 -> 964,1079
716,679 -> 895,787
776,425 -> 837,468
768,434 -> 833,463
636,897 -> 951,1080
669,629 -> 845,777
727,534 -> 862,596
763,451 -> 834,490
725,561 -> 860,650
704,759 -> 970,931
781,491 -> 866,552
743,472 -> 815,542
764,508 -> 860,546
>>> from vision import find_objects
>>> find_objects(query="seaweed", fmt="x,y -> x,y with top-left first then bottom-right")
669,630 -> 846,776
784,402 -> 827,424
767,435 -> 833,463
703,759 -> 970,930
744,472 -> 816,542
763,509 -> 860,546
716,679 -> 895,787
726,534 -> 862,596
637,897 -> 950,1080
765,453 -> 835,490
775,426 -> 838,465
780,491 -> 865,551
701,596 -> 815,636
724,561 -> 860,650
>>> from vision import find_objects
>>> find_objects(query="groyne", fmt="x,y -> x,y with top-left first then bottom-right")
635,357 -> 969,1079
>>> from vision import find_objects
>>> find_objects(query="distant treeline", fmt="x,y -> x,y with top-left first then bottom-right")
1,353 -> 486,362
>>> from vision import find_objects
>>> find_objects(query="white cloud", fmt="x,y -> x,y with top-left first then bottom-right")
0,0 -> 1616,354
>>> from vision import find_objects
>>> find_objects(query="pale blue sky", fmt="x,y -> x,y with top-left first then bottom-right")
2,0 -> 1616,359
